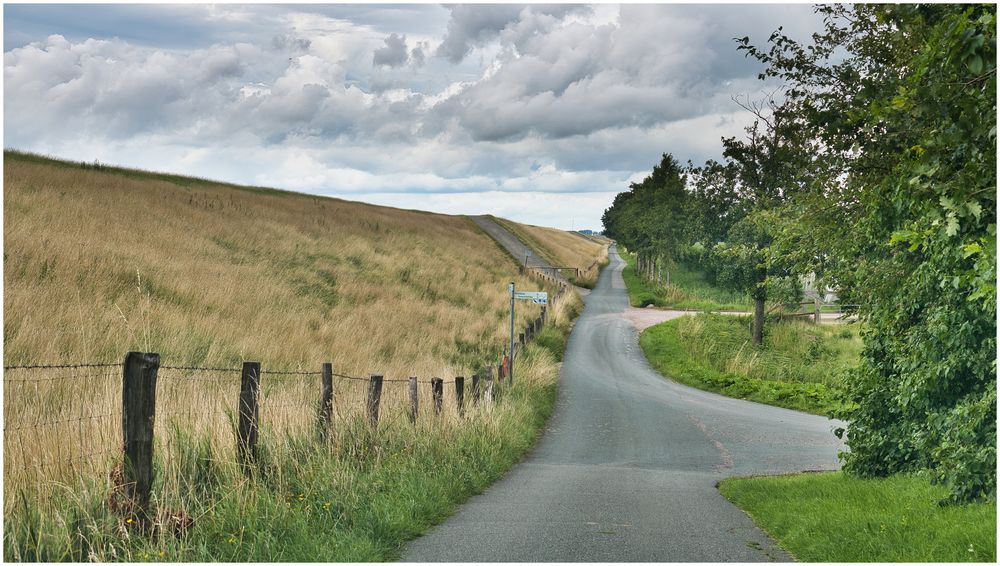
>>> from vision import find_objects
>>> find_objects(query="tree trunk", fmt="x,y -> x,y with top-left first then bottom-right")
752,295 -> 765,346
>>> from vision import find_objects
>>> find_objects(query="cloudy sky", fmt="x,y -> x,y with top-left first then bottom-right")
4,2 -> 823,230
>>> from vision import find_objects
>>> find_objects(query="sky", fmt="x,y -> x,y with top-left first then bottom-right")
3,2 -> 825,231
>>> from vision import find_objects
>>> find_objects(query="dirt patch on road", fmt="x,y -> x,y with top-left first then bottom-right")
622,307 -> 688,331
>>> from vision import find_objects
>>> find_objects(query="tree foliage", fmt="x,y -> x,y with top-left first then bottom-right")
604,4 -> 996,501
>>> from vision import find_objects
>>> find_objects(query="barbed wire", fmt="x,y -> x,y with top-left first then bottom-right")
159,365 -> 241,373
3,362 -> 121,371
159,374 -> 237,382
4,372 -> 117,383
332,372 -> 367,382
262,369 -> 323,376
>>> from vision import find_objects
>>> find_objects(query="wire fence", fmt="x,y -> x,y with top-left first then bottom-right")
3,269 -> 574,521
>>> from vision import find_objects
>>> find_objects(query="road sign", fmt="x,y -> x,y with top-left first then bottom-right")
513,291 -> 548,305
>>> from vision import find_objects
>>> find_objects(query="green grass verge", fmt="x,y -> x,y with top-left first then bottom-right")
619,250 -> 750,311
719,471 -> 997,562
639,314 -> 861,415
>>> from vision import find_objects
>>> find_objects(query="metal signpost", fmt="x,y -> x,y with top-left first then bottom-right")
508,283 -> 548,383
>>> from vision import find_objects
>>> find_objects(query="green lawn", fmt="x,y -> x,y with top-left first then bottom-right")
619,250 -> 750,311
640,314 -> 862,415
719,472 -> 997,562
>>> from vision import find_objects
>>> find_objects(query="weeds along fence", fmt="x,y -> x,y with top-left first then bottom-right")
4,279 -> 572,527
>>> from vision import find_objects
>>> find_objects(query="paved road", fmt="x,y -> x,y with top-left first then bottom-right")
402,246 -> 844,562
469,215 -> 571,284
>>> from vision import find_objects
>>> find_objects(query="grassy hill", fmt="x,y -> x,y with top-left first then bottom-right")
492,216 -> 608,287
3,150 -> 595,561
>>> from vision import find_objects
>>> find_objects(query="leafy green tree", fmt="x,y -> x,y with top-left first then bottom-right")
741,4 -> 996,501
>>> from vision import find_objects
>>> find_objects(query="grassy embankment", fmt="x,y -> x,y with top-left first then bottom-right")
640,314 -> 860,415
618,249 -> 750,311
492,217 -> 609,288
3,150 -> 591,561
719,472 -> 996,562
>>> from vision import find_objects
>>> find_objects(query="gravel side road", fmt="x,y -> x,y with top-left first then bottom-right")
402,246 -> 844,562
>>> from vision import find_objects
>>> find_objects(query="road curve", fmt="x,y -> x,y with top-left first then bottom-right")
402,246 -> 844,562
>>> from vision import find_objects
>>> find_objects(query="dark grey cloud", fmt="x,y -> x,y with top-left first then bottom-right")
373,33 -> 409,67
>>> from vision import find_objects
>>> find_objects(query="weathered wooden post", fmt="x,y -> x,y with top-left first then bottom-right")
122,351 -> 159,520
367,374 -> 383,425
408,376 -> 418,424
471,373 -> 482,407
814,298 -> 821,324
319,362 -> 333,440
484,367 -> 495,404
541,306 -> 547,325
237,361 -> 260,475
455,377 -> 465,417
431,377 -> 444,415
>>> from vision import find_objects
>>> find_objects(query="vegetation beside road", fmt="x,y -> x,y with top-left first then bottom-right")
640,314 -> 860,415
719,471 -> 997,562
603,5 -> 996,502
6,340 -> 568,562
620,250 -> 750,311
3,151 -> 594,561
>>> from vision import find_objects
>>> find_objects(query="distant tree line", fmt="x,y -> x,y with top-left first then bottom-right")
603,4 -> 996,502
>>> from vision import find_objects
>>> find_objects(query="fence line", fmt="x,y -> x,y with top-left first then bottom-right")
4,260 -> 584,528
3,295 -> 565,525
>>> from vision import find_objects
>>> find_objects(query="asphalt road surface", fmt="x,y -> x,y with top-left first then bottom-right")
402,246 -> 844,562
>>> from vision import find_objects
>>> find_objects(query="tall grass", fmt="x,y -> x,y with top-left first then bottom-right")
2,150 -> 592,560
640,314 -> 862,415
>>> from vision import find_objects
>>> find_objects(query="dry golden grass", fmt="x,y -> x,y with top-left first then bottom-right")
2,151 -> 588,520
494,217 -> 609,285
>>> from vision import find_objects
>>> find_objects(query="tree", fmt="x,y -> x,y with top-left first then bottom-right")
740,4 -> 996,501
711,95 -> 807,344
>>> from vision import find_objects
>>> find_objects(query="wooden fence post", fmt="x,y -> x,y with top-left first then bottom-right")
484,367 -> 494,404
319,362 -> 333,440
431,377 -> 444,415
408,376 -> 418,424
814,298 -> 821,324
237,361 -> 260,475
455,377 -> 465,417
472,373 -> 481,406
541,306 -> 547,325
122,351 -> 159,520
367,374 -> 383,425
